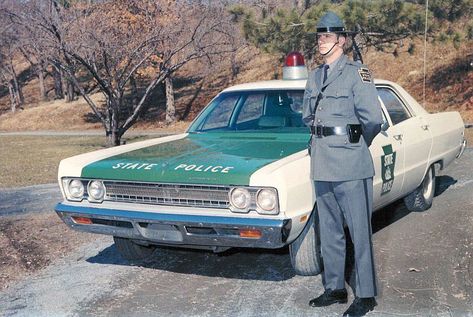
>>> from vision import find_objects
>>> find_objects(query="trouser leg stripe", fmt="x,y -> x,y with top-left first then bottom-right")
363,178 -> 377,295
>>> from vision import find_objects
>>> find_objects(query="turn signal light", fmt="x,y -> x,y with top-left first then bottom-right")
71,216 -> 93,225
239,229 -> 262,239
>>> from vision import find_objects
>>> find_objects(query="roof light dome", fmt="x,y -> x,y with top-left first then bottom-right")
282,51 -> 308,80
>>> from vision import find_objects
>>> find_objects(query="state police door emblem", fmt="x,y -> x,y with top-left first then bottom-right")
381,144 -> 396,195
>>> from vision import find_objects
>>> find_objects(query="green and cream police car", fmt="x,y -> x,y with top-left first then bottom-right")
55,52 -> 466,275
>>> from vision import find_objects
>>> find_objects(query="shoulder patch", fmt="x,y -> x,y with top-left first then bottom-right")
358,67 -> 372,83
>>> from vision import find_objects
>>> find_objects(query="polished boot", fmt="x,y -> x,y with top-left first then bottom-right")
343,297 -> 377,317
308,289 -> 348,307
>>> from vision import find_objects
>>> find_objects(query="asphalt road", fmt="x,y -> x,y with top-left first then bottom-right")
0,183 -> 62,216
1,149 -> 472,317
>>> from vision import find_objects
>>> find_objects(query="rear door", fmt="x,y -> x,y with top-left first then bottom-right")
375,86 -> 431,207
377,86 -> 432,197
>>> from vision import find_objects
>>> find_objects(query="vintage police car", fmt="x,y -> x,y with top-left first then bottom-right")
55,52 -> 467,275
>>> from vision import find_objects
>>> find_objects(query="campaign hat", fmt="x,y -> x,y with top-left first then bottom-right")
316,11 -> 356,34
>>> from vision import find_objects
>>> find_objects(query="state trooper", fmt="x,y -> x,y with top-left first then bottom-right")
302,11 -> 384,317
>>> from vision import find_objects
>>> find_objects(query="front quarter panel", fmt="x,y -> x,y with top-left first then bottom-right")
249,150 -> 314,242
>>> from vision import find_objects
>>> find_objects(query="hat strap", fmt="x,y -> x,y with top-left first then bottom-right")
316,26 -> 345,33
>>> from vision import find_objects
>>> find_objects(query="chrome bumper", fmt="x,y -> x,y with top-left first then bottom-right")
457,138 -> 467,159
55,203 -> 291,249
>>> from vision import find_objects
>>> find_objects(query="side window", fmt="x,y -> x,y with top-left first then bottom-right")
377,87 -> 411,125
236,94 -> 264,124
288,91 -> 304,113
201,95 -> 239,130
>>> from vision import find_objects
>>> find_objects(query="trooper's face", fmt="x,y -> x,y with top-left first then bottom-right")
317,33 -> 345,56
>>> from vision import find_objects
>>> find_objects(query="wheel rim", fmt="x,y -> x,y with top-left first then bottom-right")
422,167 -> 433,200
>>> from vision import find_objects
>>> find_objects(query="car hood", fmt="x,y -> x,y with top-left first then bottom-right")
81,132 -> 308,186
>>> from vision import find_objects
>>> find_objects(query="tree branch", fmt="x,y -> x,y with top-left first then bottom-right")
54,61 -> 107,131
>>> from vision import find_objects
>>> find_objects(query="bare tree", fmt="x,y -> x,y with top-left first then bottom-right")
11,0 -> 234,145
0,7 -> 24,112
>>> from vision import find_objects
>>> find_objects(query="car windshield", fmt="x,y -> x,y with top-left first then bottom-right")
188,90 -> 309,133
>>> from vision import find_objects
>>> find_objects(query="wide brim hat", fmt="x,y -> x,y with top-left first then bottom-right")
315,11 -> 357,35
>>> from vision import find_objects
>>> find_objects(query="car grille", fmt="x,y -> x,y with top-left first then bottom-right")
103,181 -> 231,209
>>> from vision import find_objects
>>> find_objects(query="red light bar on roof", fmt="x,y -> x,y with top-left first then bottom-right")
282,51 -> 308,80
285,51 -> 305,67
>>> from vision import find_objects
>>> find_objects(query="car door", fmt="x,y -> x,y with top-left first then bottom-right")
377,87 -> 432,197
371,90 -> 406,210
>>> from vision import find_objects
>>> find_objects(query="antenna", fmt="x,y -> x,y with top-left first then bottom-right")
423,0 -> 429,107
352,25 -> 363,64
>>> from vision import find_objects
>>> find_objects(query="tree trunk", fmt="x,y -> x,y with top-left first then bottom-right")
38,67 -> 47,101
106,130 -> 121,147
129,75 -> 139,109
294,0 -> 311,11
231,52 -> 239,80
180,81 -> 203,120
52,67 -> 64,99
165,75 -> 175,124
66,79 -> 75,102
8,81 -> 17,113
106,97 -> 122,147
11,70 -> 24,105
61,69 -> 68,100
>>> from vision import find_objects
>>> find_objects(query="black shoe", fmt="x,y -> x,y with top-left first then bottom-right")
343,297 -> 377,317
309,289 -> 348,307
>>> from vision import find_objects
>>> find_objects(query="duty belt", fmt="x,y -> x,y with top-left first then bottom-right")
310,125 -> 347,138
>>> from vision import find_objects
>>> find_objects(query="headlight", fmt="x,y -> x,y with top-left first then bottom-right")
67,179 -> 84,201
256,188 -> 278,214
229,188 -> 251,212
88,180 -> 105,202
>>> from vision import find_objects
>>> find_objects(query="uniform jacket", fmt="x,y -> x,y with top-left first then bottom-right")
302,54 -> 383,181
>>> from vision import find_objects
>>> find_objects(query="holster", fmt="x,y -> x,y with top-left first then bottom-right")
347,124 -> 362,143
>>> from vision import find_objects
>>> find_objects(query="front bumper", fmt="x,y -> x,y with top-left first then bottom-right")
55,203 -> 292,249
456,138 -> 467,159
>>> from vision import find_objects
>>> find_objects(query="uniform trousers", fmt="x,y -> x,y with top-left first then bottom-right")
314,178 -> 378,298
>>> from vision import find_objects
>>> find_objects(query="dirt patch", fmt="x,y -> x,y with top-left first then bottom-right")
0,212 -> 95,290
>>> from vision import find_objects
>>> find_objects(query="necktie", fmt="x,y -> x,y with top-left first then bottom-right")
323,64 -> 329,83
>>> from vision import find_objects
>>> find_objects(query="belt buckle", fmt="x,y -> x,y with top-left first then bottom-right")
316,125 -> 323,138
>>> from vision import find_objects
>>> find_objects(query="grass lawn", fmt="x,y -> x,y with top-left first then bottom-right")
0,135 -> 154,188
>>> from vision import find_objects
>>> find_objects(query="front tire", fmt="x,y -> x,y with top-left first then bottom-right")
403,164 -> 436,212
113,237 -> 156,261
289,208 -> 322,276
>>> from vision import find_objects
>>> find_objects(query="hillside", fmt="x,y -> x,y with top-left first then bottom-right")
0,41 -> 471,133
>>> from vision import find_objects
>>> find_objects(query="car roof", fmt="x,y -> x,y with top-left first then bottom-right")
221,78 -> 428,116
222,78 -> 396,92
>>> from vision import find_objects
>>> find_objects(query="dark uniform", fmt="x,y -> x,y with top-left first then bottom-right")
302,11 -> 384,314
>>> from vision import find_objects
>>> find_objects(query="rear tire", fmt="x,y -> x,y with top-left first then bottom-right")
403,164 -> 436,212
289,208 -> 322,276
113,237 -> 156,261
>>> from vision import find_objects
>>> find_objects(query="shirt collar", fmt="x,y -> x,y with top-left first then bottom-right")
326,54 -> 343,70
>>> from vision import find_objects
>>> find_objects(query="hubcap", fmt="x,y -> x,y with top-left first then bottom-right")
422,167 -> 433,200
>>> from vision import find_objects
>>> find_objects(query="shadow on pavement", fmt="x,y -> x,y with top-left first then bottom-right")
345,174 -> 457,294
86,175 -> 457,283
435,175 -> 457,196
371,174 -> 457,234
87,243 -> 295,282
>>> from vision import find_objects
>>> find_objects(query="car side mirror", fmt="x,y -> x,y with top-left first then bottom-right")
381,120 -> 389,131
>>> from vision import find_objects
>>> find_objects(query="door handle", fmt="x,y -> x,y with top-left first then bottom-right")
421,124 -> 429,130
393,134 -> 403,141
